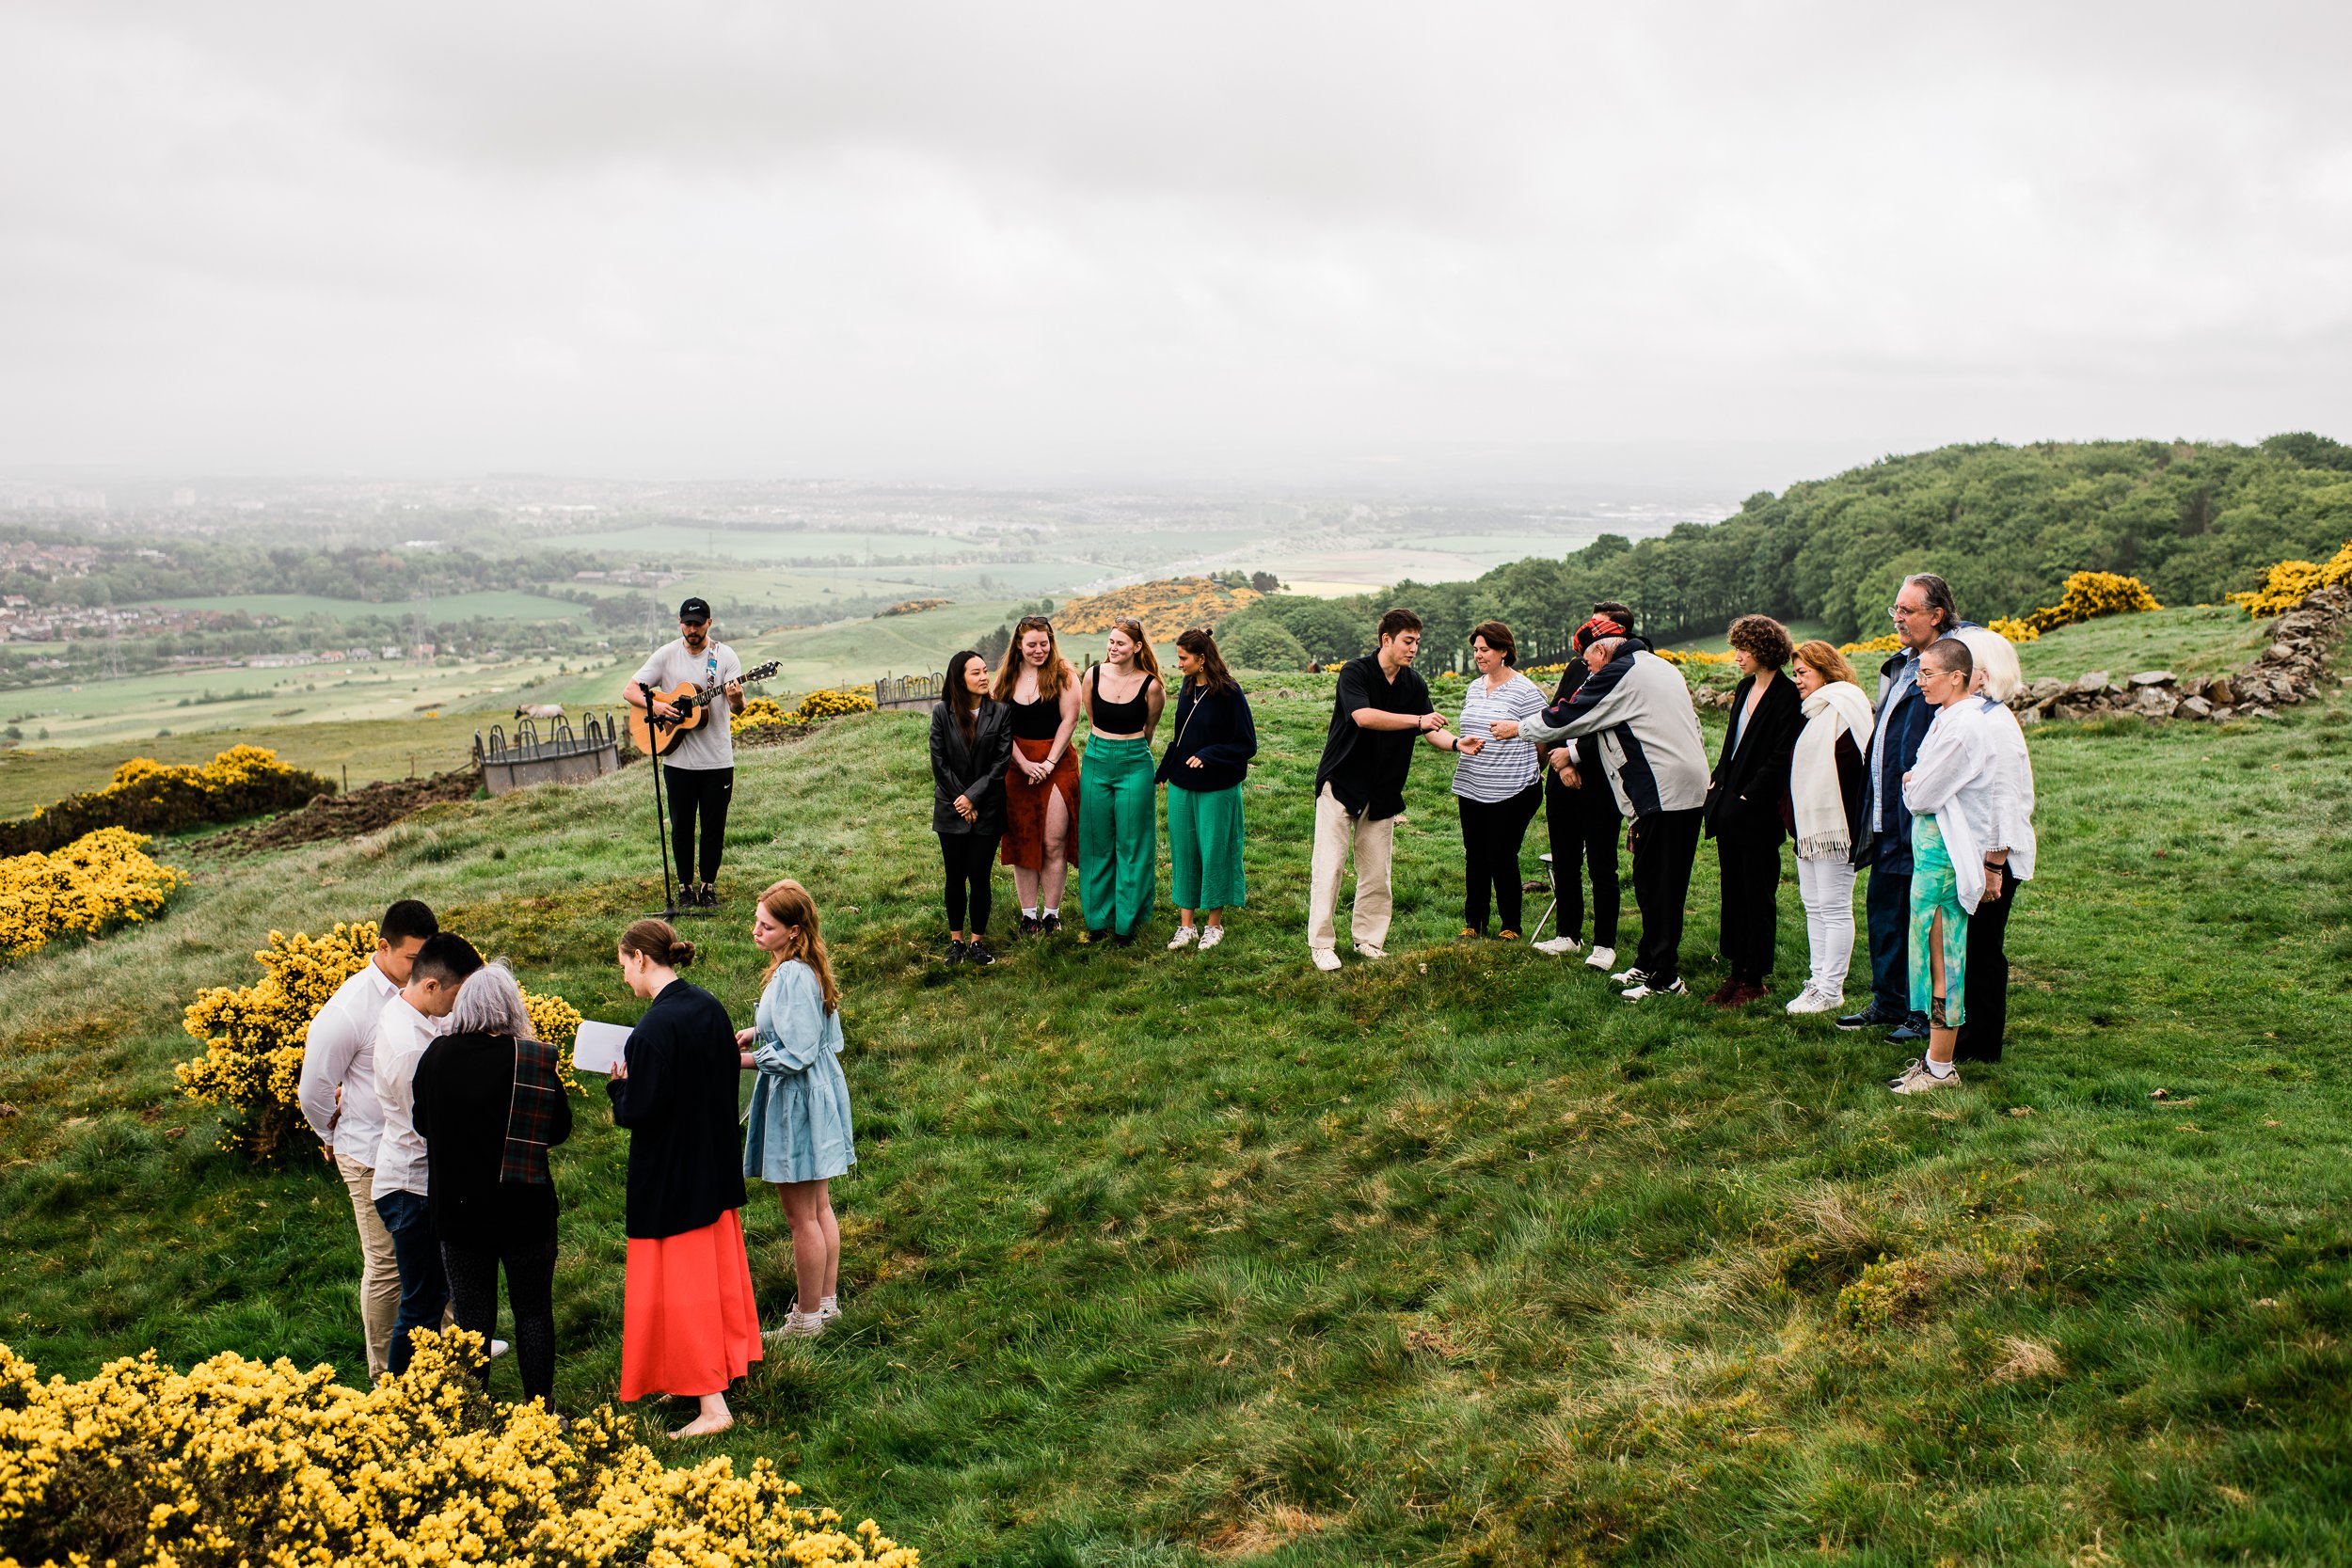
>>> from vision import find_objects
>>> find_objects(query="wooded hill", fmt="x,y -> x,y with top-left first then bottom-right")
1223,433 -> 2352,660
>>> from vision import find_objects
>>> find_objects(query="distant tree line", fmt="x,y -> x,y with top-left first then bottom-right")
1215,434 -> 2352,664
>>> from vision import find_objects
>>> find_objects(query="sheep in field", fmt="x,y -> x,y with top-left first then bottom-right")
515,703 -> 565,721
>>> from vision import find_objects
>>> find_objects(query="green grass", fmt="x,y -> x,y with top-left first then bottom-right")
0,716 -> 501,816
2017,605 -> 2269,682
143,591 -> 594,624
2,634 -> 2349,1565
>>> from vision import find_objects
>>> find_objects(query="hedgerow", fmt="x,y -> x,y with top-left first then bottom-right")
0,1331 -> 917,1568
0,745 -> 334,857
732,689 -> 877,735
0,828 -> 184,963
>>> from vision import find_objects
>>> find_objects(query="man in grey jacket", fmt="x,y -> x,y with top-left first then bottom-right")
1494,626 -> 1710,1000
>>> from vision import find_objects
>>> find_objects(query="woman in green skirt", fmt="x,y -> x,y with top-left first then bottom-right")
1077,617 -> 1166,944
1157,626 -> 1257,952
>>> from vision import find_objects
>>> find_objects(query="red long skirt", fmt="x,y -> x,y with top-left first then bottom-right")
1001,736 -> 1079,869
618,1208 -> 762,1401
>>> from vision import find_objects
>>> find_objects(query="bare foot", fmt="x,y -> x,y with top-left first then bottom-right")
666,1413 -> 734,1439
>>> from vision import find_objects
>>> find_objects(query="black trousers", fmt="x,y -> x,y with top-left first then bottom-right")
665,765 -> 734,885
1629,808 -> 1704,984
1956,879 -> 2018,1063
1544,773 -> 1621,947
940,831 -> 1002,935
1716,837 -> 1784,984
442,1225 -> 559,1406
1457,783 -> 1544,933
1866,835 -> 1916,1022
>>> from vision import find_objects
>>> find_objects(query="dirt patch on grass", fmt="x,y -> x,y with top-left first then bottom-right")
200,769 -> 481,857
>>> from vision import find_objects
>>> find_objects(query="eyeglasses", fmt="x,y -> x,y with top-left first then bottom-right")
1888,603 -> 1929,622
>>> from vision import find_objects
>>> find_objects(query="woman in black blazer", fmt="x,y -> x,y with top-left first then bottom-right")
1703,615 -> 1803,1006
930,649 -> 1014,966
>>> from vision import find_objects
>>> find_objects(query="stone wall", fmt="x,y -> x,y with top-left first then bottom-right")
2011,585 -> 2350,724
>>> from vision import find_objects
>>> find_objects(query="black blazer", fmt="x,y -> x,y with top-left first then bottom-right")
1704,672 -> 1803,846
413,1030 -> 571,1252
930,698 -> 1014,835
604,979 -> 747,1240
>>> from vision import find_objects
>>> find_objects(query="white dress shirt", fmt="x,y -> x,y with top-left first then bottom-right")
298,959 -> 401,1166
370,992 -> 441,1201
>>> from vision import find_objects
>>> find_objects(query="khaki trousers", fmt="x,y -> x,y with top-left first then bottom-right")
1308,784 -> 1397,955
335,1152 -> 401,1381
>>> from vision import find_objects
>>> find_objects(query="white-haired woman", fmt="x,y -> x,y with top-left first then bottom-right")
412,961 -> 572,1410
1950,626 -> 2036,1064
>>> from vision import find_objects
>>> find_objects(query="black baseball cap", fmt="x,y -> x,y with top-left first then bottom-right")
677,597 -> 711,623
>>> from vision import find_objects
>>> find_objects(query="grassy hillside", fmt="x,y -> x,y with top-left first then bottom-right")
2,636 -> 2348,1564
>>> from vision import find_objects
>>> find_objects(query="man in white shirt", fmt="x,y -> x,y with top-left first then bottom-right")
622,597 -> 745,909
298,898 -> 437,1381
372,932 -> 484,1375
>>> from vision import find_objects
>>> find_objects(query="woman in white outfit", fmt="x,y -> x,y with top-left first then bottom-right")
1950,626 -> 2036,1063
1783,641 -> 1877,1014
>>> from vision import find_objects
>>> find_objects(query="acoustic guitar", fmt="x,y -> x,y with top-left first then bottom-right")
630,659 -> 780,758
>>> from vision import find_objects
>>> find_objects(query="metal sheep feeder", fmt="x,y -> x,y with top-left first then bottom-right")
472,710 -> 625,796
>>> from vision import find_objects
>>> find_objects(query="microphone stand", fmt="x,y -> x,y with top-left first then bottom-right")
639,683 -> 685,920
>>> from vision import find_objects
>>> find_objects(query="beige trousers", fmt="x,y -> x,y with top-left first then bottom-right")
335,1152 -> 401,1381
1308,784 -> 1397,955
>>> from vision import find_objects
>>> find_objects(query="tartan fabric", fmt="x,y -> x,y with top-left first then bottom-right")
501,1037 -> 564,1185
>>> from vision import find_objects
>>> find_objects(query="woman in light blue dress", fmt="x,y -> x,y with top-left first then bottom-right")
735,878 -> 855,1339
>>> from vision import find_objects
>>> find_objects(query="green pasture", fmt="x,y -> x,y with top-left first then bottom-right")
1,611 -> 2347,1565
0,716 -> 497,817
143,591 -> 594,625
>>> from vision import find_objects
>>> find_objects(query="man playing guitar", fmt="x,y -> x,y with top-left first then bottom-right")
623,597 -> 746,907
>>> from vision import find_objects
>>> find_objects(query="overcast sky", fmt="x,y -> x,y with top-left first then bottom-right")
1,1 -> 2345,487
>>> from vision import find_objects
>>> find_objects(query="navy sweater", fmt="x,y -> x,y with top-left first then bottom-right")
1155,682 -> 1258,791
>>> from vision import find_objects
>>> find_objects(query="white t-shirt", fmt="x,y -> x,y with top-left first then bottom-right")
370,993 -> 441,1201
633,638 -> 742,770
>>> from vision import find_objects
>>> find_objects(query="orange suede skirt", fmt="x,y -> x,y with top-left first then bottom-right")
618,1208 -> 761,1401
1000,736 -> 1079,870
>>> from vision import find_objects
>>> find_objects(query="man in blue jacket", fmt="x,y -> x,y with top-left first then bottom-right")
1840,574 -> 1975,1043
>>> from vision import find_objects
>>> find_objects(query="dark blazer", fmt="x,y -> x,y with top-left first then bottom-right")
413,1030 -> 571,1252
1155,681 -> 1258,792
1542,661 -> 1608,815
1704,671 -> 1803,846
1853,624 -> 1979,870
604,979 -> 747,1241
930,698 -> 1014,835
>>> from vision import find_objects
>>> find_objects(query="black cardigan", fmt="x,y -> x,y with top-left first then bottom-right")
413,1030 -> 572,1251
1704,672 -> 1803,846
1542,662 -> 1608,812
1154,682 -> 1258,791
603,980 -> 747,1240
930,698 -> 1015,835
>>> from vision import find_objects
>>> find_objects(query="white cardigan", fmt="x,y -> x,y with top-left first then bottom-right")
1902,698 -> 2027,914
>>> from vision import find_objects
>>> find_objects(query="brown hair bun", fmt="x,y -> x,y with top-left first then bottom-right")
619,918 -> 694,969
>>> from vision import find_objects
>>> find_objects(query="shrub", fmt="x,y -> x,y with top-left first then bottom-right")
1055,577 -> 1263,636
2227,541 -> 2351,616
178,923 -> 583,1159
1839,633 -> 1902,656
0,1331 -> 917,1568
1218,619 -> 1311,672
1985,616 -> 2041,643
0,744 -> 335,857
0,828 -> 185,962
731,696 -> 791,734
2025,570 -> 2162,633
733,689 -> 878,734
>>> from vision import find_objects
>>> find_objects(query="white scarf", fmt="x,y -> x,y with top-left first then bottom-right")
1791,680 -> 1876,860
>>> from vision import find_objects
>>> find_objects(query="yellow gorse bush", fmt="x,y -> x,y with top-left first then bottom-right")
733,689 -> 878,733
0,1331 -> 918,1568
2227,539 -> 2352,616
178,922 -> 583,1158
1985,616 -> 2041,643
1055,577 -> 1263,636
1,744 -> 333,857
2024,570 -> 2163,634
0,828 -> 185,962
730,696 -> 789,733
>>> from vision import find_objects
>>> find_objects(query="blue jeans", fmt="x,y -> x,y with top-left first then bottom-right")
1865,834 -> 1919,1022
373,1189 -> 449,1376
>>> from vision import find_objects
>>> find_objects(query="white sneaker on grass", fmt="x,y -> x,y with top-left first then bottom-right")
1609,963 -> 1646,987
1785,987 -> 1840,1015
818,1294 -> 840,1322
1198,925 -> 1225,952
763,1309 -> 825,1340
1311,947 -> 1343,973
1890,1060 -> 1962,1095
1586,946 -> 1616,972
1533,936 -> 1581,957
1167,926 -> 1199,950
1354,943 -> 1387,960
489,1338 -> 511,1359
1620,975 -> 1687,1002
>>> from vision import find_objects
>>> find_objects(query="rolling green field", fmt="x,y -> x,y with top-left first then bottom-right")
145,591 -> 594,624
2,610 -> 2347,1565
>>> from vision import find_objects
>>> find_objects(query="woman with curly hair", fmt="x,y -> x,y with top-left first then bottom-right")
1703,614 -> 1802,1006
993,615 -> 1082,936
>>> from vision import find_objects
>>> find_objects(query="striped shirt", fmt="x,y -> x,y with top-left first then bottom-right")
1451,671 -> 1548,802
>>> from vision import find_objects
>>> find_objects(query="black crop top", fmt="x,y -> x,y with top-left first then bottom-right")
1009,693 -> 1064,741
1089,667 -> 1153,732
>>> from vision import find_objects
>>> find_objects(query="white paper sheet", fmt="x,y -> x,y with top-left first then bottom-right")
571,1019 -> 633,1076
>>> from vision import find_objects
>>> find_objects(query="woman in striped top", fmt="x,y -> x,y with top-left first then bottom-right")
1446,620 -> 1549,939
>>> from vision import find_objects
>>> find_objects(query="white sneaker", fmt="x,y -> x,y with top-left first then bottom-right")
818,1294 -> 840,1322
1620,975 -> 1687,1002
763,1308 -> 825,1340
1311,947 -> 1343,972
1608,963 -> 1647,987
1354,943 -> 1387,960
1785,987 -> 1839,1015
1198,925 -> 1225,951
1167,925 -> 1199,950
1533,936 -> 1581,957
488,1338 -> 511,1360
1586,945 -> 1615,972
1890,1060 -> 1962,1095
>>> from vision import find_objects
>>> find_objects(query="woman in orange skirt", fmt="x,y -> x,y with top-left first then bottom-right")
993,614 -> 1081,936
606,918 -> 760,1438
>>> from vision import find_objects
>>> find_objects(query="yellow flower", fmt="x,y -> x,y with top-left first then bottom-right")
0,828 -> 184,962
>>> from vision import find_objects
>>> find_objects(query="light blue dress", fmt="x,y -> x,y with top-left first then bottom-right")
739,960 -> 856,1184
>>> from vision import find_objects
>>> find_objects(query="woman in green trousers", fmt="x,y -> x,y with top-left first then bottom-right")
1077,617 -> 1165,944
1158,626 -> 1256,951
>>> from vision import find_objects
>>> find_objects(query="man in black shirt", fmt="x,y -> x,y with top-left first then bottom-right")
1308,608 -> 1449,969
